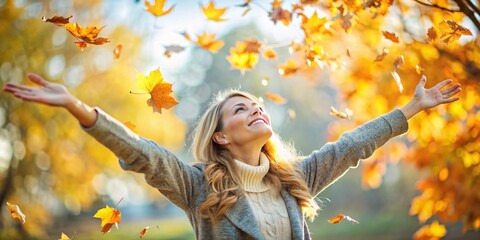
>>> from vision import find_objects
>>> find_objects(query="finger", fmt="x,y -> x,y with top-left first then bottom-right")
442,88 -> 462,99
433,79 -> 453,90
4,82 -> 34,92
440,83 -> 461,95
27,73 -> 49,87
418,75 -> 427,87
442,97 -> 460,104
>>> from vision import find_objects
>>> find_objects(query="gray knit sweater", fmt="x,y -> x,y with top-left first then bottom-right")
82,108 -> 408,240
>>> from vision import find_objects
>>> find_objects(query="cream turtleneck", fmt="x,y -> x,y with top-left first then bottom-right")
234,153 -> 292,240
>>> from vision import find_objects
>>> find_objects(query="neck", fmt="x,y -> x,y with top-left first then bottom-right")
228,144 -> 263,166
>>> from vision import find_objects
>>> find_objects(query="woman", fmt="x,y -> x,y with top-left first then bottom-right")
3,73 -> 461,239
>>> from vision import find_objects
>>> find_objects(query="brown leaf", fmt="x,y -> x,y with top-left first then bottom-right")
139,226 -> 150,238
438,20 -> 473,44
65,23 -> 110,50
269,0 -> 292,26
382,31 -> 399,43
426,27 -> 437,43
42,15 -> 72,27
374,47 -> 389,62
393,55 -> 404,70
113,44 -> 123,59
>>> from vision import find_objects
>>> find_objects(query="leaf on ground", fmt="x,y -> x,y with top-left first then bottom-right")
6,202 -> 26,224
136,68 -> 178,114
201,1 -> 227,22
145,0 -> 174,17
328,214 -> 359,224
42,15 -> 72,26
93,205 -> 121,234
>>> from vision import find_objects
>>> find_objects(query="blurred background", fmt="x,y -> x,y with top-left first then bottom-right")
0,0 -> 479,239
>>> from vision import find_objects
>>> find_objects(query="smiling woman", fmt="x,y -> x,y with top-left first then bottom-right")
3,73 -> 461,239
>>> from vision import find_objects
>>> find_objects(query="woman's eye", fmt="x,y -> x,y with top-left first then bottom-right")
259,107 -> 263,112
235,107 -> 245,114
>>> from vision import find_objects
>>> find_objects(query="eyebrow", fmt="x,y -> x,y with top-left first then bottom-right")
231,102 -> 258,111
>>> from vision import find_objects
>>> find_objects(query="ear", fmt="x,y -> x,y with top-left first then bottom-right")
212,132 -> 228,145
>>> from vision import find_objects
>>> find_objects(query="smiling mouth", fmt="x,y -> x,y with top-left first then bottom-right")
249,119 -> 267,126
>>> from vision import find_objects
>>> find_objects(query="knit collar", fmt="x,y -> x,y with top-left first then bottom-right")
234,152 -> 271,193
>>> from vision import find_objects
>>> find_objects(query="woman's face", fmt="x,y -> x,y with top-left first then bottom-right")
216,96 -> 272,147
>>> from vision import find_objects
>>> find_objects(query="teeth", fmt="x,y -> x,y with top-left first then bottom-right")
251,120 -> 265,125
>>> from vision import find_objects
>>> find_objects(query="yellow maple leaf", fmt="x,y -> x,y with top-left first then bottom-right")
196,32 -> 224,53
413,221 -> 446,240
136,69 -> 178,114
278,59 -> 300,77
201,1 -> 227,22
145,0 -> 174,17
64,23 -> 110,51
226,40 -> 260,72
6,202 -> 26,224
93,205 -> 121,234
301,11 -> 330,42
438,20 -> 472,45
262,48 -> 277,59
59,232 -> 70,240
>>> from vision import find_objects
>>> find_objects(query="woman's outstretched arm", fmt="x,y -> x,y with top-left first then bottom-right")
3,73 -> 97,127
300,76 -> 461,196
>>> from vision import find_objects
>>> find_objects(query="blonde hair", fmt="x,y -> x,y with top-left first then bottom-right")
192,90 -> 319,222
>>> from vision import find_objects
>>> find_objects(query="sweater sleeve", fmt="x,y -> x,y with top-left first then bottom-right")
298,109 -> 408,197
81,108 -> 202,211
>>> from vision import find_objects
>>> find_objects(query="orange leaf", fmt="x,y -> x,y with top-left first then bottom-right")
278,59 -> 300,77
93,205 -> 121,234
264,92 -> 287,104
65,23 -> 110,50
113,44 -> 123,59
438,20 -> 472,44
42,15 -> 72,27
139,226 -> 150,238
328,214 -> 359,224
329,106 -> 353,119
226,40 -> 260,72
136,69 -> 178,114
413,221 -> 446,240
6,202 -> 26,224
393,55 -> 404,70
382,30 -> 400,43
269,0 -> 292,26
196,32 -> 224,53
201,1 -> 227,22
145,0 -> 174,17
373,47 -> 389,62
416,65 -> 425,75
123,121 -> 137,133
262,48 -> 278,59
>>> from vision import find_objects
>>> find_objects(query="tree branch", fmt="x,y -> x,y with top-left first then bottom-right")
414,0 -> 461,12
453,0 -> 480,31
464,0 -> 480,15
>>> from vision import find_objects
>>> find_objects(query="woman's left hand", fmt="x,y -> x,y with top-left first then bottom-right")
413,75 -> 461,111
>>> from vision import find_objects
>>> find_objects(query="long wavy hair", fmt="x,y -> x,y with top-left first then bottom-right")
192,90 -> 319,222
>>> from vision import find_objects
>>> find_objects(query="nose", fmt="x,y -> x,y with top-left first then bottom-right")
251,106 -> 263,116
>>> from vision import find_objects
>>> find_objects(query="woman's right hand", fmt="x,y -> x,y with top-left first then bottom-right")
3,73 -> 74,107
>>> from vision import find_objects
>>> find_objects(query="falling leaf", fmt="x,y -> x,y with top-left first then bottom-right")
340,12 -> 356,33
374,47 -> 389,62
182,32 -> 192,41
136,68 -> 178,114
382,31 -> 400,43
42,15 -> 72,27
289,41 -> 303,53
241,7 -> 251,16
346,49 -> 351,58
6,202 -> 26,224
59,232 -> 70,240
391,71 -> 403,93
262,48 -> 278,59
413,221 -> 446,240
269,0 -> 292,26
301,11 -> 330,41
196,32 -> 224,53
328,214 -> 359,224
123,121 -> 137,133
426,27 -> 437,43
264,92 -> 287,104
145,0 -> 174,17
438,20 -> 472,44
329,106 -> 353,119
64,23 -> 110,50
113,44 -> 123,59
226,39 -> 261,72
93,205 -> 121,234
393,55 -> 404,70
287,108 -> 296,120
416,65 -> 425,75
164,45 -> 185,58
278,59 -> 300,77
139,226 -> 150,238
201,1 -> 227,22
